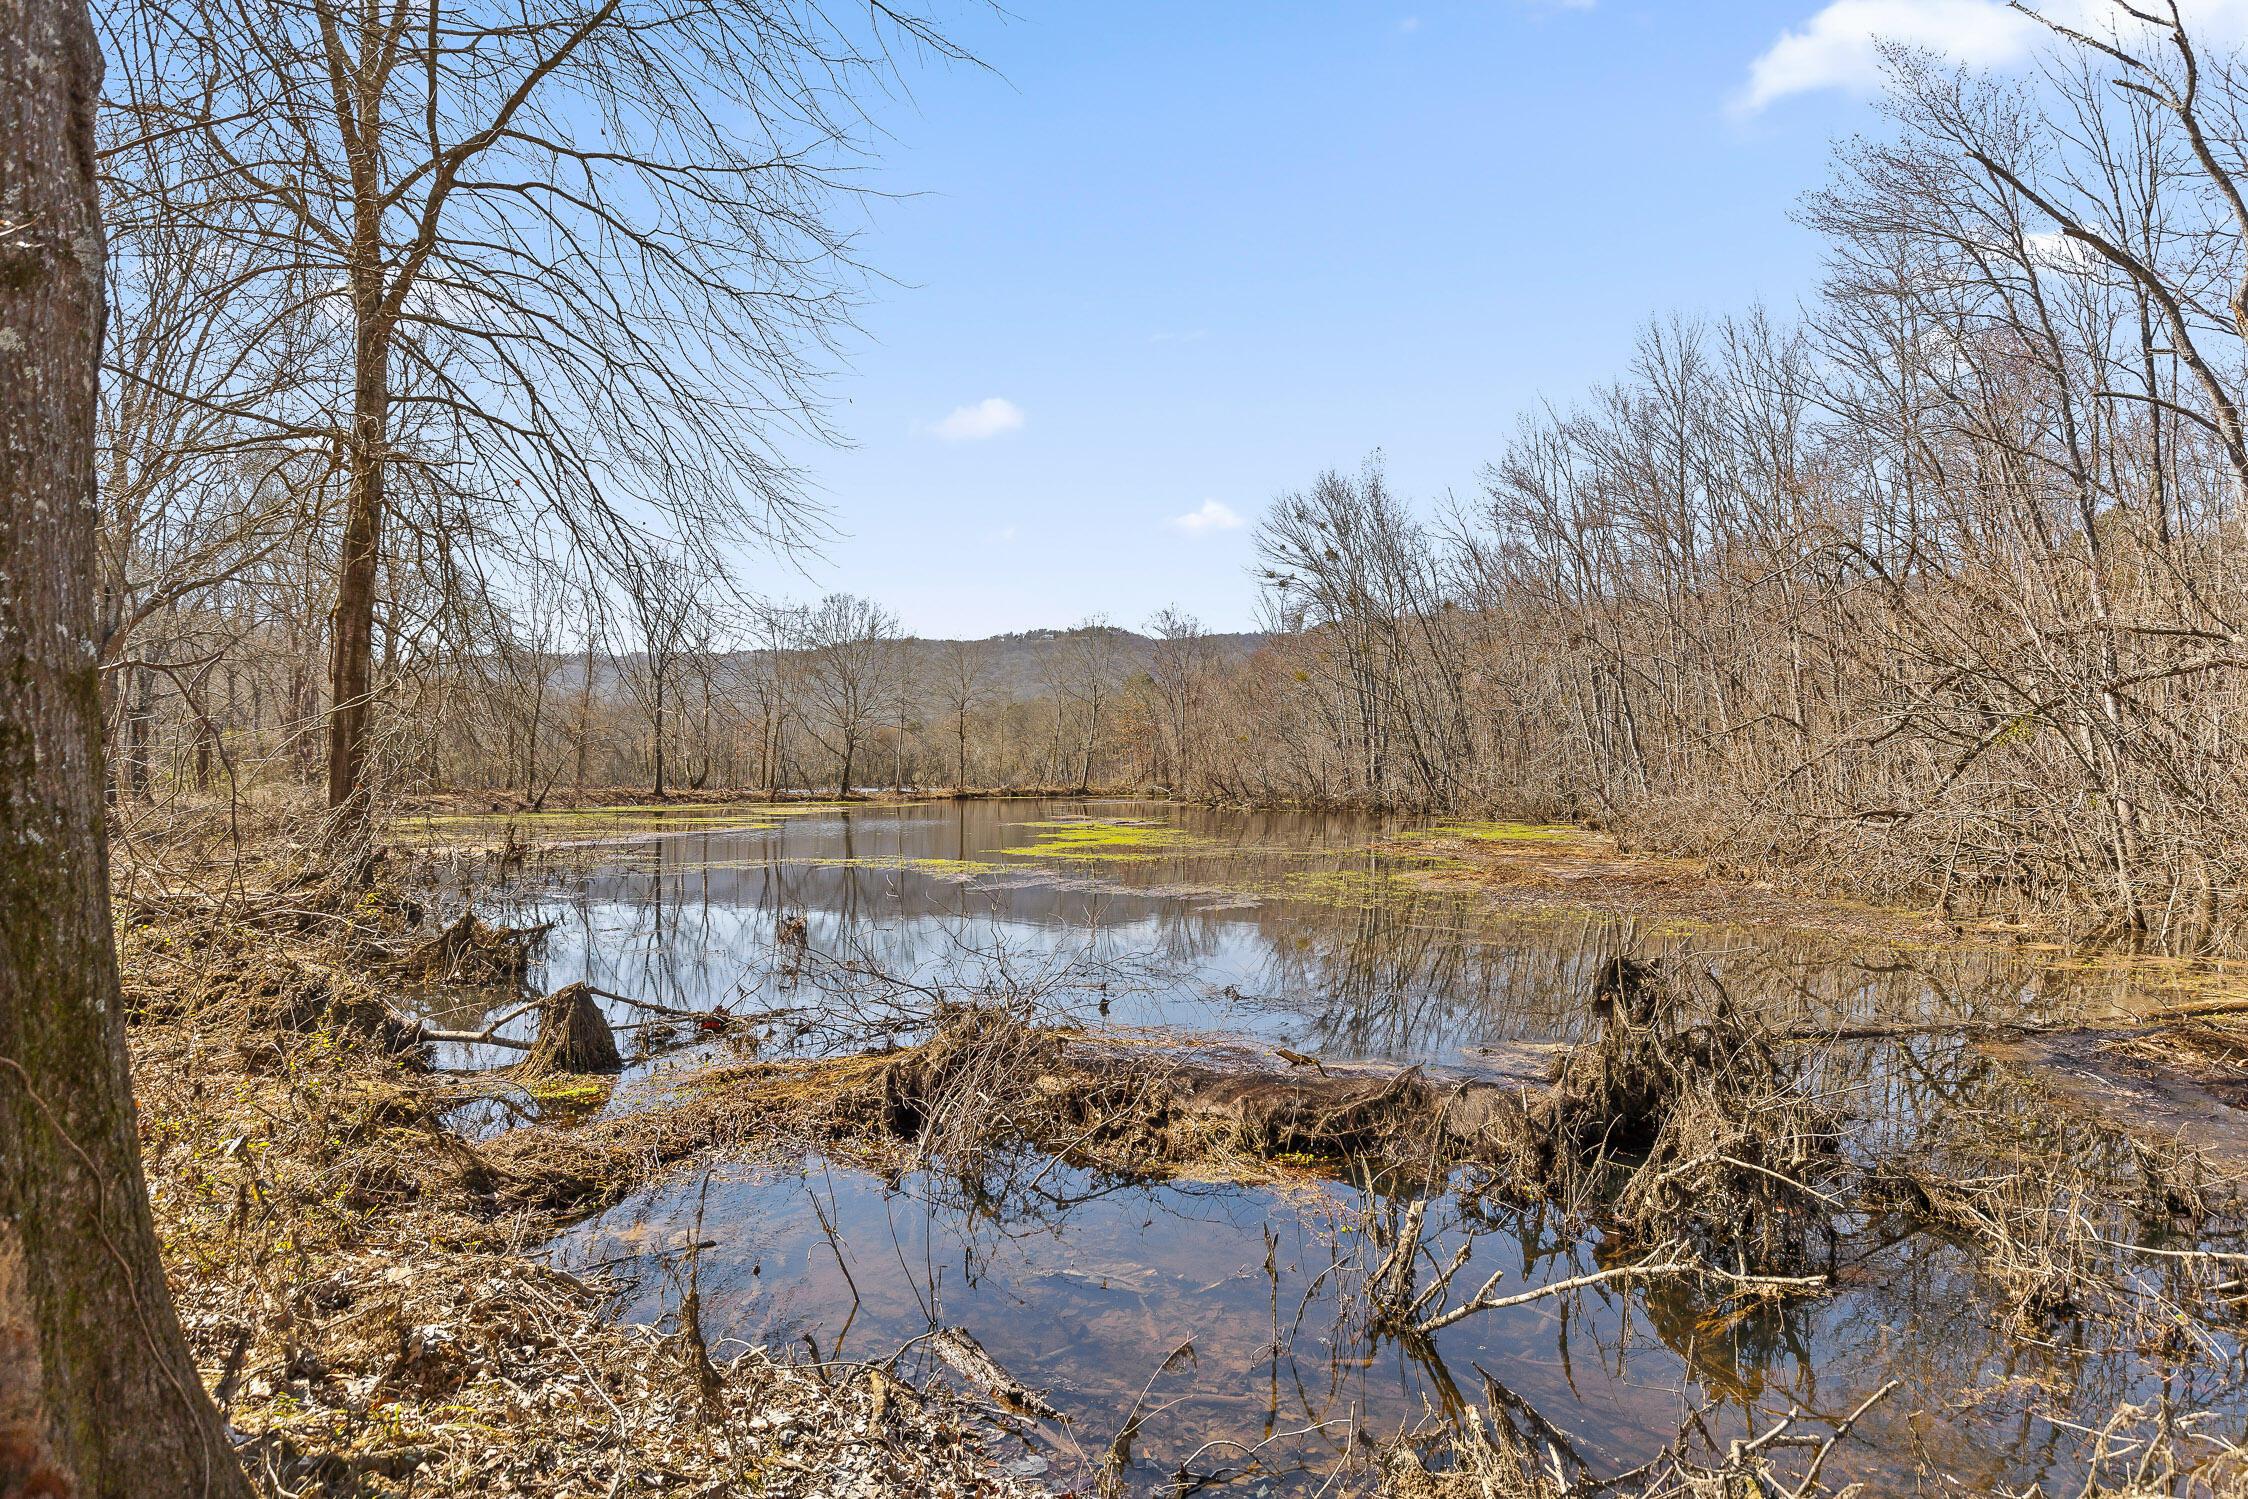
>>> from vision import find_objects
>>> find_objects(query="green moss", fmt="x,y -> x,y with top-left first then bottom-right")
520,1076 -> 610,1103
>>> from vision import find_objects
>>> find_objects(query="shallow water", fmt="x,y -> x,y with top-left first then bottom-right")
432,798 -> 2183,1070
421,799 -> 2246,1492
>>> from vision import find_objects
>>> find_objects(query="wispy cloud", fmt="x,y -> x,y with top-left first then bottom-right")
928,397 -> 1025,442
1171,499 -> 1246,536
1737,0 -> 2039,112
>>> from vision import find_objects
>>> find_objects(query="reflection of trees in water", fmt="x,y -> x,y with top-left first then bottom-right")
1255,891 -> 2184,1066
1701,937 -> 2149,1032
1523,1034 -> 2247,1491
486,803 -> 2244,1492
478,799 -> 2187,1069
1248,892 -> 1616,1060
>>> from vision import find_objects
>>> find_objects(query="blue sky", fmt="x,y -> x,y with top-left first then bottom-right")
743,0 -> 1980,638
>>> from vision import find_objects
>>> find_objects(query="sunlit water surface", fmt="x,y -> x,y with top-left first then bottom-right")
411,799 -> 2245,1494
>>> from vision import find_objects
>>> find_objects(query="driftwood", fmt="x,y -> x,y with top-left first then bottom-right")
927,1327 -> 1060,1420
380,996 -> 538,1053
387,983 -> 755,1071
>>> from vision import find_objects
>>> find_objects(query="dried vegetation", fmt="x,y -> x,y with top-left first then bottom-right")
120,837 -> 1054,1497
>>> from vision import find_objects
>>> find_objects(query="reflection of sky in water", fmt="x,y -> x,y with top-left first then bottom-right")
435,797 -> 2173,1074
554,1141 -> 2247,1497
435,799 -> 2247,1492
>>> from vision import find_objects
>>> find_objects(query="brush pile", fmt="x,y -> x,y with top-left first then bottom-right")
1520,956 -> 1843,1269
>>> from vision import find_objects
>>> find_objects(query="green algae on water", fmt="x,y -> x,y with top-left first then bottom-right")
1415,820 -> 1583,844
998,818 -> 1216,861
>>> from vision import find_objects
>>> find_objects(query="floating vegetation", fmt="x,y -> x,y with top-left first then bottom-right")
393,800 -> 867,853
1416,819 -> 1586,844
997,817 -> 1217,861
1269,869 -> 1422,906
793,855 -> 1005,881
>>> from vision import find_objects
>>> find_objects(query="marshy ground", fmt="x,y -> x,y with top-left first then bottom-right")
119,796 -> 2248,1496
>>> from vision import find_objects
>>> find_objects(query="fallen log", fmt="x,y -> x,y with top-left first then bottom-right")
928,1327 -> 1060,1420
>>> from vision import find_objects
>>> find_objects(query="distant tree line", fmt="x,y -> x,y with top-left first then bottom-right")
95,4 -> 2248,943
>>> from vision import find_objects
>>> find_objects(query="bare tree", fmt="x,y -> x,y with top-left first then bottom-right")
887,644 -> 919,791
104,0 -> 965,812
0,0 -> 254,1480
1064,616 -> 1127,792
744,602 -> 806,796
934,636 -> 994,789
797,593 -> 899,795
613,554 -> 713,798
1035,632 -> 1072,784
1144,605 -> 1213,791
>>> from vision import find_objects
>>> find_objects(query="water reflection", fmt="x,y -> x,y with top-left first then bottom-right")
445,798 -> 2248,1492
442,798 -> 2183,1075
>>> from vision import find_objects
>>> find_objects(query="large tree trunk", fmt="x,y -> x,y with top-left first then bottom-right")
326,340 -> 388,810
0,0 -> 254,1488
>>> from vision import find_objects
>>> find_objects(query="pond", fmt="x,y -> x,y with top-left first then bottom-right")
418,798 -> 2248,1494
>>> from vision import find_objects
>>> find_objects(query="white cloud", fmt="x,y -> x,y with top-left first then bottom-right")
1738,1 -> 2248,113
929,397 -> 1025,442
1738,0 -> 2040,111
2022,228 -> 2112,275
1171,499 -> 1246,535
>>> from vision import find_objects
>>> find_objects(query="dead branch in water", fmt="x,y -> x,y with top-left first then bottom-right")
1409,1238 -> 1825,1337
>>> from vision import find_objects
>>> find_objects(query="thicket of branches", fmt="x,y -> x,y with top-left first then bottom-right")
1200,8 -> 2248,946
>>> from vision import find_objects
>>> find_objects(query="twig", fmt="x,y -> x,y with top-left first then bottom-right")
1785,1379 -> 1902,1498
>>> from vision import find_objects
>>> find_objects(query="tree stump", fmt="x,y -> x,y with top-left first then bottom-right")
521,983 -> 622,1075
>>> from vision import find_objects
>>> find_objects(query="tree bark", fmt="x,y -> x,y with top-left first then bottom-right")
521,984 -> 623,1076
0,0 -> 254,1488
325,341 -> 387,811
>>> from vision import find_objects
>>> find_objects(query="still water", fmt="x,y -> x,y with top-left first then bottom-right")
425,799 -> 2245,1494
